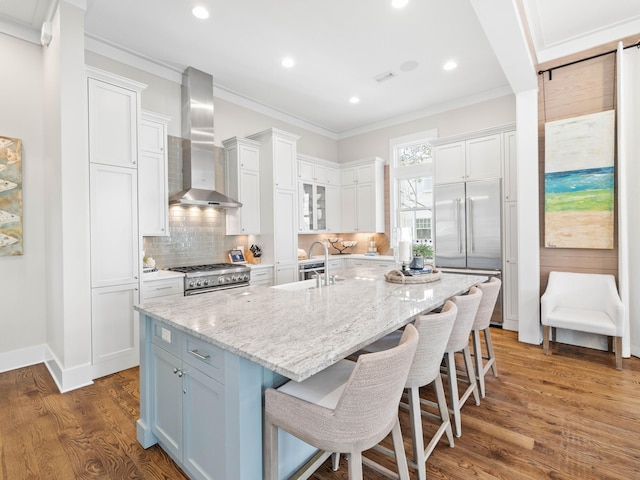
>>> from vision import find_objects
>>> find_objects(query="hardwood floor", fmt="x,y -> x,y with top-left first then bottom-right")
1,328 -> 639,479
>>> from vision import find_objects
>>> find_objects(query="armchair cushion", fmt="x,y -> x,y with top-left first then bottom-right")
541,271 -> 624,338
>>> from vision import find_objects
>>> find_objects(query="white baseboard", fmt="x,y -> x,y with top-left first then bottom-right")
44,345 -> 93,393
502,318 -> 518,332
0,344 -> 48,373
0,344 -> 93,393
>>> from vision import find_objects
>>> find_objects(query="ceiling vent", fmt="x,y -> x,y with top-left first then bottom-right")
374,71 -> 397,83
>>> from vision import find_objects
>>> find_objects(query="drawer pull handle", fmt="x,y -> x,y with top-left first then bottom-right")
155,286 -> 174,290
189,349 -> 210,361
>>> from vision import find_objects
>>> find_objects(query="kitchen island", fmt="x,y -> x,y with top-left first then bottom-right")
135,268 -> 486,480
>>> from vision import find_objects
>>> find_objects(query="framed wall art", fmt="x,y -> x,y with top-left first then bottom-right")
544,110 -> 615,249
0,136 -> 23,255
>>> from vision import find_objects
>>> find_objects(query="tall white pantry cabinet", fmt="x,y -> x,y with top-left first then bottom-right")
87,67 -> 146,379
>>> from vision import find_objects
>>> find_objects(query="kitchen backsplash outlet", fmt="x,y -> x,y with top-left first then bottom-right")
143,135 -> 246,268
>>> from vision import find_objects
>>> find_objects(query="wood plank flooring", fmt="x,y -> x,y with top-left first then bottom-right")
1,328 -> 639,479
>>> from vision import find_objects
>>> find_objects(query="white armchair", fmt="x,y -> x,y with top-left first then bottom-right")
541,271 -> 625,370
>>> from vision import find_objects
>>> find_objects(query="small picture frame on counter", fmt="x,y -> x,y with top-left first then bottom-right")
229,249 -> 246,264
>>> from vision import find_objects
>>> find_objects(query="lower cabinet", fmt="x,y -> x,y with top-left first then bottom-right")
250,265 -> 274,286
150,331 -> 226,480
91,283 -> 139,379
345,258 -> 396,270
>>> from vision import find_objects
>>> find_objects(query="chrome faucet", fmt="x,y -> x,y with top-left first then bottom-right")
307,241 -> 329,286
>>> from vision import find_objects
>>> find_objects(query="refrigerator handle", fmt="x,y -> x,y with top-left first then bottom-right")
457,197 -> 463,254
467,196 -> 474,253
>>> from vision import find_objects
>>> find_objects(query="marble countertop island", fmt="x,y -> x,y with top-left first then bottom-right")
135,268 -> 486,382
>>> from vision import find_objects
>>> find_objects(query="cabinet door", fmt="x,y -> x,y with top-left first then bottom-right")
466,134 -> 502,181
298,160 -> 314,182
183,366 -> 226,480
503,131 -> 517,202
139,149 -> 168,236
341,183 -> 357,232
504,201 -> 518,324
88,78 -> 138,168
150,344 -> 183,460
341,167 -> 357,185
434,142 -> 465,184
139,118 -> 165,153
325,185 -> 340,233
325,167 -> 340,186
273,136 -> 296,190
355,183 -> 375,232
91,283 -> 140,379
299,182 -> 314,232
274,189 -> 297,264
315,184 -> 327,231
90,163 -> 139,287
238,168 -> 261,234
275,264 -> 297,285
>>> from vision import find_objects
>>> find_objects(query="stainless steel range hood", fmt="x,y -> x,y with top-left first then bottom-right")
169,67 -> 241,208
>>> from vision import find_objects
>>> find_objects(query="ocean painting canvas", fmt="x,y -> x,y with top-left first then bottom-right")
544,110 -> 615,249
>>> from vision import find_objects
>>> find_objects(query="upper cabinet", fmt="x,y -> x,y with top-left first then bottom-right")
139,111 -> 170,237
88,74 -> 141,169
340,157 -> 385,233
434,133 -> 502,184
298,154 -> 341,234
224,136 -> 262,235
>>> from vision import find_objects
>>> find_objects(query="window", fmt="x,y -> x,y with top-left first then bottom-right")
390,130 -> 437,249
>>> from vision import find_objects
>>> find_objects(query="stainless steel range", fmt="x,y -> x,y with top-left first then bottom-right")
168,263 -> 251,295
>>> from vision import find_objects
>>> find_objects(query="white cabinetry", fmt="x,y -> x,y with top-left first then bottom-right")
434,133 -> 502,185
502,130 -> 518,331
223,137 -> 261,235
248,129 -> 300,285
142,274 -> 184,302
87,67 -> 146,379
149,322 -> 226,480
139,111 -> 170,236
298,154 -> 341,233
340,157 -> 385,233
345,257 -> 395,270
250,265 -> 274,286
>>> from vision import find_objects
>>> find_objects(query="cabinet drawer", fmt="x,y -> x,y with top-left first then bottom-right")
142,277 -> 184,301
251,267 -> 274,285
184,336 -> 225,384
151,319 -> 182,357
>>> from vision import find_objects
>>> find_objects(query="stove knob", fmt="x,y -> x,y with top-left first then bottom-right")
244,274 -> 250,281
231,275 -> 238,282
203,279 -> 209,286
196,280 -> 202,287
218,277 -> 225,284
189,281 -> 195,287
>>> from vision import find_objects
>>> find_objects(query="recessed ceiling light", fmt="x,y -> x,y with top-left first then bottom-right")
391,0 -> 409,8
349,96 -> 360,104
443,61 -> 457,71
192,6 -> 209,19
281,57 -> 295,68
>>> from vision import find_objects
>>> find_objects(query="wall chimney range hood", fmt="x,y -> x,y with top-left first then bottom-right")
169,67 -> 241,208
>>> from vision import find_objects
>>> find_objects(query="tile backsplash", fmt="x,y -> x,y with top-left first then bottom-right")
143,136 -> 245,268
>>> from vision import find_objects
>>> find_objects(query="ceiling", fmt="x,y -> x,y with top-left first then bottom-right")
2,0 -> 640,137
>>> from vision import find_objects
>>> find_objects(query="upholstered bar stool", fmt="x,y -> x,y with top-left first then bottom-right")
444,286 -> 482,437
264,324 -> 419,480
471,277 -> 502,398
360,300 -> 458,480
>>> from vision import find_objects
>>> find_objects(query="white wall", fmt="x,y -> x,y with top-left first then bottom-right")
338,94 -> 516,163
84,52 -> 339,160
0,34 -> 47,369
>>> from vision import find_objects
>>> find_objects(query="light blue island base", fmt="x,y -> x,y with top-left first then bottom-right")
136,313 -> 318,480
134,268 -> 487,479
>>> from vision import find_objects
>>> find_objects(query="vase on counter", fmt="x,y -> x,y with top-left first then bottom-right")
393,227 -> 413,274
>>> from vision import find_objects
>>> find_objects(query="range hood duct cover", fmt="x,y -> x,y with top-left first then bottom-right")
169,67 -> 241,208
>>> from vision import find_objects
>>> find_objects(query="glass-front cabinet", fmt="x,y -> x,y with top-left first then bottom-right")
300,182 -> 327,232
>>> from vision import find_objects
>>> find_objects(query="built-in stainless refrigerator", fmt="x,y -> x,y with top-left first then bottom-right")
434,178 -> 503,324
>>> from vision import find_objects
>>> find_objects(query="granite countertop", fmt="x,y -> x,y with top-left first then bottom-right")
135,268 -> 487,382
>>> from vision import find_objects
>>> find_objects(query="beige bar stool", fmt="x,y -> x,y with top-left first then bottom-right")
471,277 -> 502,398
360,300 -> 458,480
444,286 -> 483,437
264,324 -> 419,480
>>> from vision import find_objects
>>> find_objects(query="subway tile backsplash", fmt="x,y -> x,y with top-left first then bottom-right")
143,135 -> 245,269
